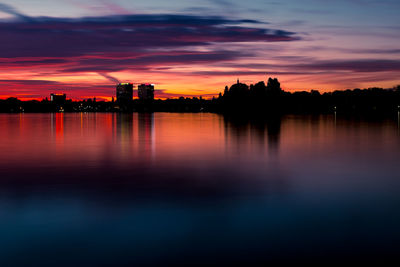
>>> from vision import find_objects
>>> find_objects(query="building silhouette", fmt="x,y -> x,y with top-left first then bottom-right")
116,83 -> 134,111
138,84 -> 155,101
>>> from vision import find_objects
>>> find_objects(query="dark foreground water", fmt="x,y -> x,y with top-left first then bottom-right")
0,113 -> 399,265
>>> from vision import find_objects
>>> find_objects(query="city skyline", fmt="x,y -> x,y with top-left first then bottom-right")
0,0 -> 399,100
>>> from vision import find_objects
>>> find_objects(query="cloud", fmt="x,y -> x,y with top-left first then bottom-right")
0,79 -> 61,85
60,50 -> 248,73
0,79 -> 113,99
0,4 -> 298,60
0,2 -> 31,21
292,59 -> 400,72
337,48 -> 400,55
98,73 -> 120,84
180,70 -> 327,76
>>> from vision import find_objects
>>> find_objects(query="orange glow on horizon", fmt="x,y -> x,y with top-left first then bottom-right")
1,70 -> 399,101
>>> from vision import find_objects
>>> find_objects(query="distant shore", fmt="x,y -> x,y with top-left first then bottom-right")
1,79 -> 399,115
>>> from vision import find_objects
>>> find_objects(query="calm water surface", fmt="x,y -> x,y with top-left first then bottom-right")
0,113 -> 400,265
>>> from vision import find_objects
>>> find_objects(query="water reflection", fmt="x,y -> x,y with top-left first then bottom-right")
223,115 -> 281,156
51,112 -> 64,143
266,117 -> 281,155
116,113 -> 133,144
112,113 -> 156,162
0,113 -> 400,265
398,111 -> 400,134
138,113 -> 155,160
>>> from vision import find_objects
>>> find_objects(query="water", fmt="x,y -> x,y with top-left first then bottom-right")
0,113 -> 399,265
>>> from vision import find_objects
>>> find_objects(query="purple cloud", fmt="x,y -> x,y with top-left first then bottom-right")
292,59 -> 400,72
0,4 -> 298,60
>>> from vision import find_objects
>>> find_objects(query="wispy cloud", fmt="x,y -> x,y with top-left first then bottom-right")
291,59 -> 400,72
0,2 -> 31,20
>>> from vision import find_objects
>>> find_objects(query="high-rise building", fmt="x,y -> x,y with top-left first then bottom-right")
138,84 -> 155,101
116,83 -> 134,104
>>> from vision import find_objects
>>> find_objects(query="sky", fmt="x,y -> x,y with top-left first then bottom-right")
0,0 -> 399,100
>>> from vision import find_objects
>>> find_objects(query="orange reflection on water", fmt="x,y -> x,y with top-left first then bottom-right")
0,113 -> 399,175
54,113 -> 64,144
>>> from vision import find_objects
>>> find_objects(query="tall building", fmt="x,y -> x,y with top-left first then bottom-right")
116,83 -> 134,104
138,84 -> 155,101
50,93 -> 66,105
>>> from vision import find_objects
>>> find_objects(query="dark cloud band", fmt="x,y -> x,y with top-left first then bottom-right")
0,9 -> 298,59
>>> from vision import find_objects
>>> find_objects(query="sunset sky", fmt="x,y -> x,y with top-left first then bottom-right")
0,0 -> 399,100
